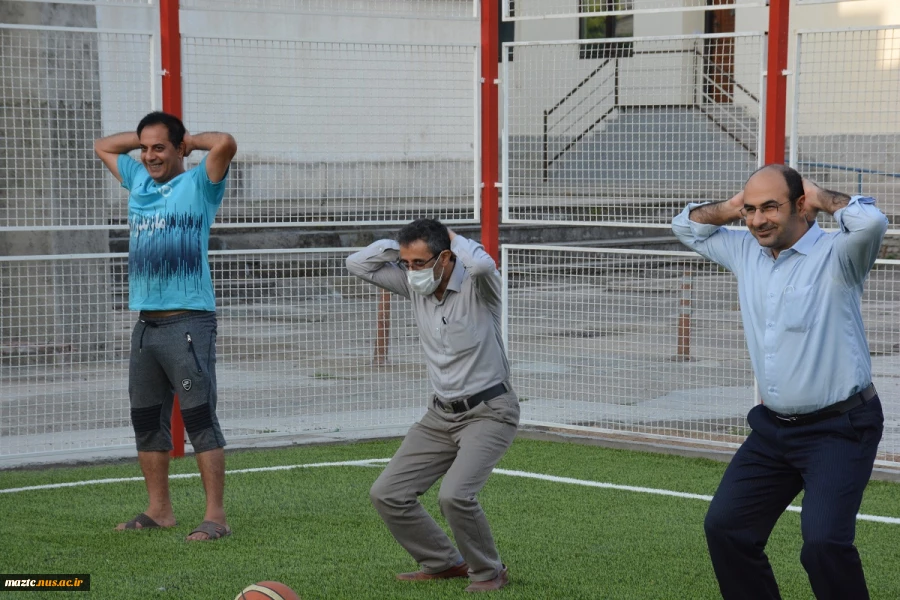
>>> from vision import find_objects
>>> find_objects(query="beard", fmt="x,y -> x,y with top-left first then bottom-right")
751,224 -> 780,246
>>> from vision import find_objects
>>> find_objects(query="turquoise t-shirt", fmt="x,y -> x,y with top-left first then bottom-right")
118,154 -> 227,311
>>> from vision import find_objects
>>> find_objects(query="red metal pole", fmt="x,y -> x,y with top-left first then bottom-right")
160,0 -> 182,119
160,0 -> 185,458
480,0 -> 500,263
373,290 -> 391,366
676,270 -> 693,361
764,0 -> 790,165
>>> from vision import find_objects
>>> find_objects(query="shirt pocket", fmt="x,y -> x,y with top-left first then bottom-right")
444,320 -> 479,354
782,284 -> 816,332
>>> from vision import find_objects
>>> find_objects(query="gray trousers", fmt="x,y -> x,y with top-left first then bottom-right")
129,311 -> 225,453
370,387 -> 519,582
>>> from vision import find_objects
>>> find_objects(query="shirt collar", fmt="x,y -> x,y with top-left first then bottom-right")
445,257 -> 465,294
760,221 -> 824,259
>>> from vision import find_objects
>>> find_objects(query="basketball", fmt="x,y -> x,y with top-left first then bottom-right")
234,581 -> 301,600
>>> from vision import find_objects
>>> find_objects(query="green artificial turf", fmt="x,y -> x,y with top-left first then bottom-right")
1,438 -> 899,599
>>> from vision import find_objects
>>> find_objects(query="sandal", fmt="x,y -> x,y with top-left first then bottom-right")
120,513 -> 173,530
187,520 -> 231,541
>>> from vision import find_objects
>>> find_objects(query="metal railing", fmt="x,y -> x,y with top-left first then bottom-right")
502,244 -> 900,466
542,57 -> 619,181
541,42 -> 759,180
797,162 -> 900,196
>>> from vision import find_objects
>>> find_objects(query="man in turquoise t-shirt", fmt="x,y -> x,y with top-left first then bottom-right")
95,112 -> 237,541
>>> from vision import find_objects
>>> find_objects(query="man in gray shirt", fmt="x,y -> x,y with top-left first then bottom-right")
347,218 -> 519,593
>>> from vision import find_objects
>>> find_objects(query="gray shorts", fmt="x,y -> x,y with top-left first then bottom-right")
128,311 -> 226,453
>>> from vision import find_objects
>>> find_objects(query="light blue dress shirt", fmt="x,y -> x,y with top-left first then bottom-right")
672,196 -> 888,414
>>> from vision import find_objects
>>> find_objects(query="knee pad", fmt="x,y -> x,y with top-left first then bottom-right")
181,403 -> 214,436
131,404 -> 163,434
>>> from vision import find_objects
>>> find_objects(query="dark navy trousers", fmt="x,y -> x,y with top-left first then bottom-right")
704,397 -> 883,600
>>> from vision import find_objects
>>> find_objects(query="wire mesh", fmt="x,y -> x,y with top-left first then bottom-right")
3,0 -> 155,5
859,259 -> 900,467
213,250 -> 428,439
179,0 -> 476,19
503,34 -> 763,225
794,0 -> 864,4
181,37 -> 478,226
0,255 -> 127,457
4,246 -> 897,463
0,250 -> 429,459
503,0 -> 763,21
0,26 -> 153,230
504,245 -> 754,447
792,28 -> 900,233
504,246 -> 900,464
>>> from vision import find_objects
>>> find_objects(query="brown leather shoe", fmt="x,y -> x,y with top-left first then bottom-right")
465,565 -> 509,592
396,562 -> 469,581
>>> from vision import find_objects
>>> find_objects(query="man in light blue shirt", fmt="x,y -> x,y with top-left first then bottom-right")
672,164 -> 887,600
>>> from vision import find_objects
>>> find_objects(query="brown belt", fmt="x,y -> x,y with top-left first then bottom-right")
140,310 -> 191,319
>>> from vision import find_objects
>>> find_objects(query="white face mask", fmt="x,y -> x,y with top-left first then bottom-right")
407,263 -> 444,296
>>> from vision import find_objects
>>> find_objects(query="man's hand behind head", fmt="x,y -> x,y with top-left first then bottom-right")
801,178 -> 821,223
182,132 -> 193,158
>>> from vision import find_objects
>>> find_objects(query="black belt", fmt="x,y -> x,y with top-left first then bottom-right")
769,384 -> 877,427
434,382 -> 509,414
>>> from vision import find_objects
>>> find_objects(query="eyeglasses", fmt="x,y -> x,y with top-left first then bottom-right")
397,252 -> 442,271
740,200 -> 791,219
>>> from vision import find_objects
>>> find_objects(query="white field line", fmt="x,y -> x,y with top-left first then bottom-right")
0,459 -> 392,494
2,459 -> 898,526
493,469 -> 900,525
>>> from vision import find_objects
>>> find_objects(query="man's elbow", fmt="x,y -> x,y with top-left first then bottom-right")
220,135 -> 238,160
671,224 -> 693,245
469,259 -> 499,277
345,254 -> 365,276
874,213 -> 889,236
856,213 -> 889,240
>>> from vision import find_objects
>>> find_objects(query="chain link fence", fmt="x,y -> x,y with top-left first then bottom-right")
3,1 -> 900,466
502,0 -> 763,21
791,26 -> 900,236
504,246 -> 900,466
0,250 -> 429,457
503,33 -> 763,226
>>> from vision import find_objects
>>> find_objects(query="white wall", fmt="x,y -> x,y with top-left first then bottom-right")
506,0 -> 763,134
94,3 -> 479,162
635,3 -> 704,37
737,1 -> 900,136
511,0 -> 900,138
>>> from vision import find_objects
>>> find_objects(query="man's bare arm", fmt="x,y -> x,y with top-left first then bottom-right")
93,132 -> 140,182
185,132 -> 237,184
688,191 -> 745,226
801,179 -> 851,221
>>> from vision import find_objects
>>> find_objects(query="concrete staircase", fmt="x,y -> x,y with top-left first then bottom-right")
545,105 -> 759,194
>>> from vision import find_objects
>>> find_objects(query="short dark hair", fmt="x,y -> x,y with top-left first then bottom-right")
136,111 -> 186,147
749,163 -> 805,212
397,218 -> 451,255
